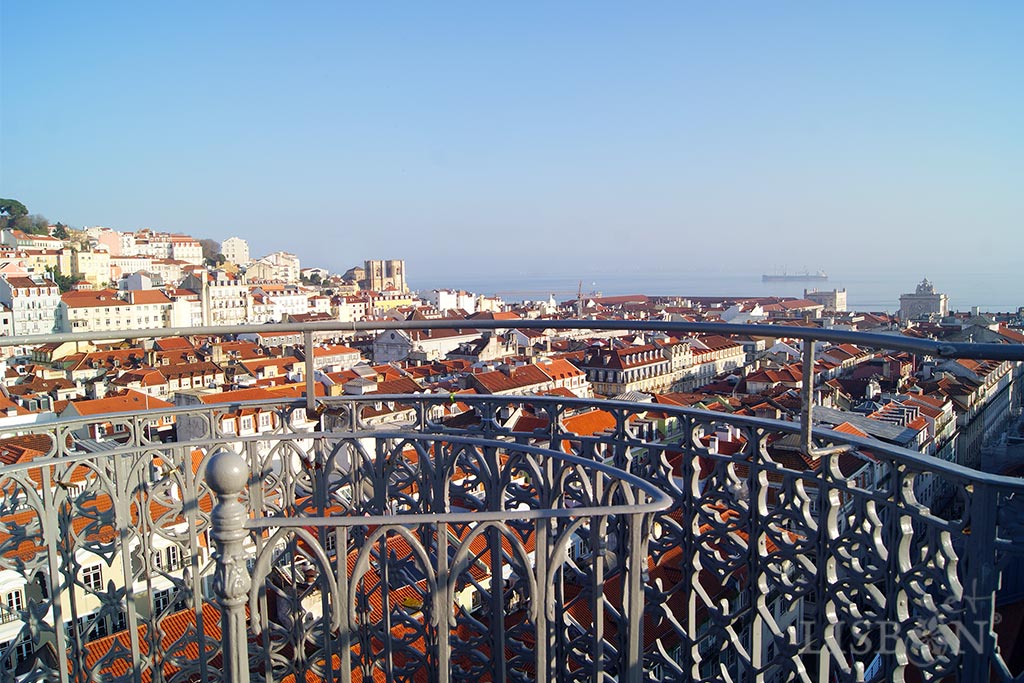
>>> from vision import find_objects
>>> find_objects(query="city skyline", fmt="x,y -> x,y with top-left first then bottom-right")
2,3 -> 1022,285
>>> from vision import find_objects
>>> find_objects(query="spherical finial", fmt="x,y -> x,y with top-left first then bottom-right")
206,450 -> 249,496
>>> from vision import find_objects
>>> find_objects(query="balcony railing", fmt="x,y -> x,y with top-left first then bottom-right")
0,320 -> 1022,683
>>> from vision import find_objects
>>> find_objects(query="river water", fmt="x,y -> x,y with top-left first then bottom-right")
412,267 -> 1023,313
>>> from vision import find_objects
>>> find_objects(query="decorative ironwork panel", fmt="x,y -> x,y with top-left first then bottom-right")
0,387 -> 1021,682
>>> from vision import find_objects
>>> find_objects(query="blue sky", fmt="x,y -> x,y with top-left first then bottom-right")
2,3 -> 1022,286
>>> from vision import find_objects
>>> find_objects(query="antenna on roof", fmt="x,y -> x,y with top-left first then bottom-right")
576,280 -> 583,319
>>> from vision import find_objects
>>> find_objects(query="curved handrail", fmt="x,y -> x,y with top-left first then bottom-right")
4,392 -> 1023,494
4,318 -> 1024,360
244,432 -> 672,528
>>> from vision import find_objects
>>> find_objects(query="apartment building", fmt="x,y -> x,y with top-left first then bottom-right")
70,248 -> 112,288
181,269 -> 249,327
579,344 -> 677,397
0,274 -> 61,336
0,229 -> 64,251
247,251 -> 300,283
428,289 -> 477,313
58,289 -> 173,334
221,237 -> 250,265
250,284 -> 309,321
131,230 -> 203,266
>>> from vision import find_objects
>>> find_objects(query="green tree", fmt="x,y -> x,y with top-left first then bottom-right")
0,198 -> 28,219
54,223 -> 70,239
46,269 -> 76,293
0,198 -> 28,230
199,238 -> 220,262
12,214 -> 50,234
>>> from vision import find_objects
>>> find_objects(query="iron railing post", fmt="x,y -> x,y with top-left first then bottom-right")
801,339 -> 815,455
304,329 -> 316,414
624,511 -> 646,683
208,450 -> 252,683
961,481 -> 999,680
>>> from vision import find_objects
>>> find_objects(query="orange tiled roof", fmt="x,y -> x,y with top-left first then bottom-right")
64,389 -> 174,416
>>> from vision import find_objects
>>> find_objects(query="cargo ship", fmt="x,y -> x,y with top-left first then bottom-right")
762,270 -> 828,282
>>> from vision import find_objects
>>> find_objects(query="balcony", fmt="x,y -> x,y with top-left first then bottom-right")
0,320 -> 1022,682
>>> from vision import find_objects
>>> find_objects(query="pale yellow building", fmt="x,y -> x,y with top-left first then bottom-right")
16,248 -> 63,277
73,249 -> 112,288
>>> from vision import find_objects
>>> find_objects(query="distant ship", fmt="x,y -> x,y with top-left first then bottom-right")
762,269 -> 828,282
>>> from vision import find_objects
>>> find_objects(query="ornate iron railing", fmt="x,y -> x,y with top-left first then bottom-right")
0,320 -> 1021,683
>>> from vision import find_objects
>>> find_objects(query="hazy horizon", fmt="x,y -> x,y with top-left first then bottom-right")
2,3 -> 1022,286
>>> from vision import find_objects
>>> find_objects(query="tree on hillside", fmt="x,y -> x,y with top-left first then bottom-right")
46,269 -> 77,293
199,238 -> 220,262
0,199 -> 58,235
0,199 -> 28,221
53,223 -> 70,239
18,215 -> 51,235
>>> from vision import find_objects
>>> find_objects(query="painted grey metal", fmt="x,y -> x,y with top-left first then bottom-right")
239,433 -> 668,683
3,318 -> 1024,361
303,329 -> 316,414
208,450 -> 252,683
0,320 -> 1022,682
0,392 -> 1021,682
801,338 -> 815,456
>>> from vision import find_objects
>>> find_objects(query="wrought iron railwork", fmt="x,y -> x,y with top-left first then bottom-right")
0,321 -> 1021,682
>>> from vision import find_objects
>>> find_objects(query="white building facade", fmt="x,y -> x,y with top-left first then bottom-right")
0,274 -> 61,336
221,237 -> 250,265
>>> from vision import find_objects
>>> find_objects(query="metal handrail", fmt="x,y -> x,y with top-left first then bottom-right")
245,431 -> 672,527
9,317 -> 1022,459
4,318 -> 1024,360
6,393 -> 1020,494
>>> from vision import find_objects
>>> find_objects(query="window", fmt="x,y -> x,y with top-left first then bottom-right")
76,613 -> 106,641
154,589 -> 171,613
83,564 -> 103,591
108,610 -> 126,634
5,590 -> 23,613
167,545 -> 182,571
2,633 -> 32,664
